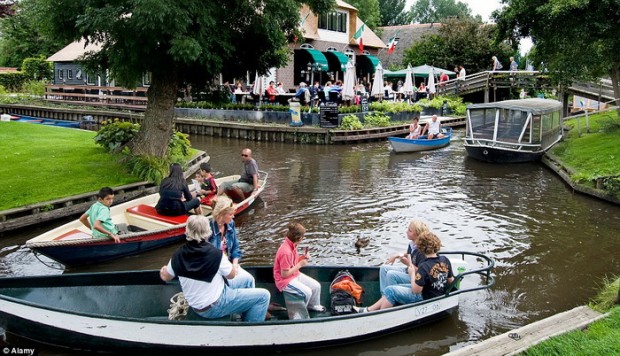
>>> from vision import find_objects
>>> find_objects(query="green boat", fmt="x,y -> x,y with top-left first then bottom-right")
0,252 -> 494,352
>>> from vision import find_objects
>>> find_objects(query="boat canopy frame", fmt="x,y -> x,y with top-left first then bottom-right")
465,98 -> 562,153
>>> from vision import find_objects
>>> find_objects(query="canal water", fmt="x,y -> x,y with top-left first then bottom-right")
1,129 -> 619,355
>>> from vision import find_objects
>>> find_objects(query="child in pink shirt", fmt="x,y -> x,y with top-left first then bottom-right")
273,223 -> 325,312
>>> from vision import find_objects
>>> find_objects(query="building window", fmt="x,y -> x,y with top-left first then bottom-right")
318,11 -> 347,33
67,70 -> 73,79
58,69 -> 64,80
85,73 -> 96,85
143,72 -> 152,86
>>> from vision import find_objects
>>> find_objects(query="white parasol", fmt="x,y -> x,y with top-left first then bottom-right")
402,64 -> 414,96
370,62 -> 384,99
342,60 -> 357,101
252,72 -> 265,106
427,66 -> 436,95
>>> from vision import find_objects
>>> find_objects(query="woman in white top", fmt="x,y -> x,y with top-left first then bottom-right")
407,117 -> 422,139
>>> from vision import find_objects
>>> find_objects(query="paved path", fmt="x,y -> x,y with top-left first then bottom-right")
445,306 -> 606,356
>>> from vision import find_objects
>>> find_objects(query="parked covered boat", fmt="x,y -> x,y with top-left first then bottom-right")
0,252 -> 494,352
464,99 -> 563,163
26,172 -> 268,266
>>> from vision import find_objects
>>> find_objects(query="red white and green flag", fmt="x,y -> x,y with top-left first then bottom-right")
387,32 -> 399,55
354,24 -> 365,51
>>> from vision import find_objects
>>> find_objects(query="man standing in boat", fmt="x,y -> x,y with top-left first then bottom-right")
421,115 -> 445,139
218,148 -> 259,203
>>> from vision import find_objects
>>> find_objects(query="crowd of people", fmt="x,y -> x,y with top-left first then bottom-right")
81,147 -> 454,323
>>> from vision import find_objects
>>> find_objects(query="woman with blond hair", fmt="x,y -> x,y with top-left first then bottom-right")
207,196 -> 255,289
379,219 -> 431,293
159,215 -> 270,321
356,231 -> 454,313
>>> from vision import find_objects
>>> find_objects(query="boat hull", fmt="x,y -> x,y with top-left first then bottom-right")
388,129 -> 452,153
0,264 -> 486,352
26,172 -> 268,267
31,228 -> 186,266
464,145 -> 544,163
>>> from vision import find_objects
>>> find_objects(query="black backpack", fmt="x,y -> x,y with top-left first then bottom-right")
330,290 -> 356,315
329,270 -> 363,315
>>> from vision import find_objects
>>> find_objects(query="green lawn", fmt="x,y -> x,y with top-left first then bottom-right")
551,110 -> 620,184
520,277 -> 620,355
0,121 -> 142,210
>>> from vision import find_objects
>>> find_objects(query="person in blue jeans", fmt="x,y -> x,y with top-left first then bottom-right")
355,231 -> 454,313
208,196 -> 255,289
379,219 -> 430,293
160,215 -> 269,322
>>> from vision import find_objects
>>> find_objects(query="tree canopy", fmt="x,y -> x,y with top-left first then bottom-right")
0,0 -> 63,67
403,18 -> 512,74
409,0 -> 480,24
345,0 -> 381,30
379,0 -> 413,26
36,0 -> 333,158
495,0 -> 620,106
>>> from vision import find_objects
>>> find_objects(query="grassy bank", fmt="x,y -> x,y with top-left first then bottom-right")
550,110 -> 620,197
521,277 -> 620,355
0,121 -> 141,210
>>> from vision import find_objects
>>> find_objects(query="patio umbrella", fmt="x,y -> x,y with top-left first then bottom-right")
252,72 -> 264,106
370,62 -> 384,99
427,66 -> 436,95
342,60 -> 356,101
402,64 -> 414,96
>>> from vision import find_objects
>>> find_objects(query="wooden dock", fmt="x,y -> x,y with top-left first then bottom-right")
445,306 -> 606,356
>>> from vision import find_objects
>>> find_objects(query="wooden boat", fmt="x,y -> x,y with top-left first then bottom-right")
464,98 -> 563,163
0,252 -> 494,352
26,171 -> 268,267
388,128 -> 452,153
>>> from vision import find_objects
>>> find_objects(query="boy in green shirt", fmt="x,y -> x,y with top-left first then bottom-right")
79,187 -> 122,243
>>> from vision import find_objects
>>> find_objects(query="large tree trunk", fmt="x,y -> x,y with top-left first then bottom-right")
610,65 -> 620,115
131,68 -> 179,157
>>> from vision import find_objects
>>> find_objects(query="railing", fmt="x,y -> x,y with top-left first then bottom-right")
44,85 -> 148,111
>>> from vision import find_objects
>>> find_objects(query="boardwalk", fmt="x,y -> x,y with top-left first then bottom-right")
445,306 -> 605,356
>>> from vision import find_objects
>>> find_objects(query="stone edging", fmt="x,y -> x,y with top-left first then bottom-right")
541,152 -> 620,205
0,151 -> 210,233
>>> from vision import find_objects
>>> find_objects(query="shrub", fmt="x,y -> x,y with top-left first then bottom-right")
363,112 -> 391,127
94,119 -> 140,152
339,114 -> 363,130
338,105 -> 360,114
125,155 -> 171,185
21,57 -> 53,81
369,101 -> 421,113
21,80 -> 46,96
168,131 -> 191,162
0,72 -> 28,91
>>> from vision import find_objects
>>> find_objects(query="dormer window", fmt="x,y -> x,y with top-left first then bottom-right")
318,11 -> 347,33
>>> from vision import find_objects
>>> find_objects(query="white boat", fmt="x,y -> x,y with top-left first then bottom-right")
0,252 -> 494,352
464,98 -> 563,163
25,172 -> 268,266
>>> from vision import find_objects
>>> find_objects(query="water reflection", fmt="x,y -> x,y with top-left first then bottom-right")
1,129 -> 619,355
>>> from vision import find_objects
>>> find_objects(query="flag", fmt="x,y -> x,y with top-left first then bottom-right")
354,24 -> 365,51
387,36 -> 399,55
294,13 -> 310,45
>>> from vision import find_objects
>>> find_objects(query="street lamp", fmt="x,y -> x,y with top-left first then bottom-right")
305,62 -> 312,82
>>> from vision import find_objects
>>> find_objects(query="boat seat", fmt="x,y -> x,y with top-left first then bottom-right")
282,291 -> 310,320
54,229 -> 92,241
126,205 -> 189,225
